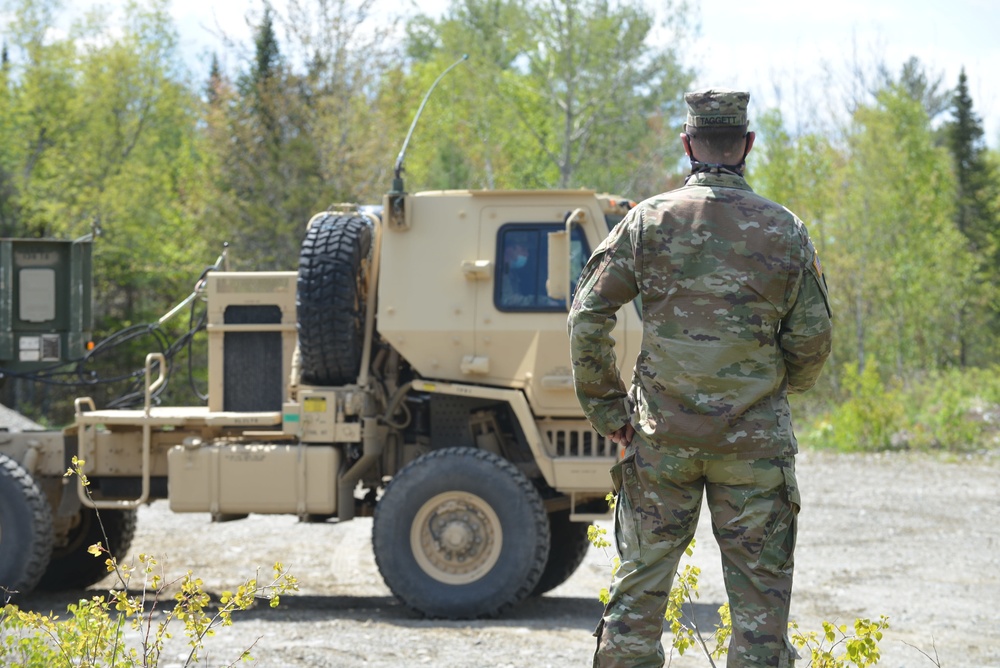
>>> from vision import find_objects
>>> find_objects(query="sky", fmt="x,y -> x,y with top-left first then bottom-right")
684,0 -> 1000,141
44,0 -> 1000,145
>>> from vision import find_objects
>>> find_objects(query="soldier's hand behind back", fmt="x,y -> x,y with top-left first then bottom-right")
609,423 -> 635,447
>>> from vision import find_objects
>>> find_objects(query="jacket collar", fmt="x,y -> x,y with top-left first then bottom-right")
684,169 -> 754,191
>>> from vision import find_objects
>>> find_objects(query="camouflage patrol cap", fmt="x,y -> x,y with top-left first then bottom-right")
685,88 -> 750,128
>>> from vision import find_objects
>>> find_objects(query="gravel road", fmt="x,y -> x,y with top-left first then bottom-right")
20,449 -> 1000,667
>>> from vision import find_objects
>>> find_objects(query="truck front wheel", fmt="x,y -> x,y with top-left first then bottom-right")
0,453 -> 54,597
531,509 -> 592,595
372,447 -> 549,618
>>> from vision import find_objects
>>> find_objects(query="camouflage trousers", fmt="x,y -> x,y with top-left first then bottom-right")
593,436 -> 801,668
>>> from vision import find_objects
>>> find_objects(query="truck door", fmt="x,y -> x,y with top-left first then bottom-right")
474,206 -> 632,416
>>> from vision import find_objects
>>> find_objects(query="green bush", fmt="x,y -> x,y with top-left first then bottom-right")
800,362 -> 1000,453
900,366 -> 1000,451
2,561 -> 297,667
806,360 -> 906,452
0,458 -> 298,667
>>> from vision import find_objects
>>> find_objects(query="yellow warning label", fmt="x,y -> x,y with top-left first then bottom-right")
303,397 -> 327,413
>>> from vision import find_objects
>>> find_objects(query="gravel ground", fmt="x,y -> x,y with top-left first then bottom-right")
0,404 -> 44,432
19,449 -> 1000,668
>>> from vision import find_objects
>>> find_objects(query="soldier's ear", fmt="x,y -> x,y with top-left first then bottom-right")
744,131 -> 756,155
680,133 -> 693,158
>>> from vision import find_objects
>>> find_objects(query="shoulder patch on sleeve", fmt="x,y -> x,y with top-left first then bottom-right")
806,252 -> 831,319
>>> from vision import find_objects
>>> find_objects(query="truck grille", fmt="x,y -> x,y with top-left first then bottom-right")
223,305 -> 283,412
537,420 -> 614,458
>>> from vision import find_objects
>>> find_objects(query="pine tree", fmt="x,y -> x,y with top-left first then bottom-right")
893,56 -> 950,123
249,6 -> 280,90
206,53 -> 223,105
944,68 -> 1000,365
947,69 -> 994,249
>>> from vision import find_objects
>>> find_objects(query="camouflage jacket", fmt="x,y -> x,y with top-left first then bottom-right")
568,170 -> 833,459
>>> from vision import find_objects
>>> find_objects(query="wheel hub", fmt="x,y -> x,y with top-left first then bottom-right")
411,492 -> 503,584
439,518 -> 475,552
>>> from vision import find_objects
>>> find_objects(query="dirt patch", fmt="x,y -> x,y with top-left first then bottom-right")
20,450 -> 1000,667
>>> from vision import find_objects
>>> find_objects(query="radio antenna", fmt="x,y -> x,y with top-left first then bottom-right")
392,54 -> 469,194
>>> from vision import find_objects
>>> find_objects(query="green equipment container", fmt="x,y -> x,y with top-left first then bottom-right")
0,236 -> 93,371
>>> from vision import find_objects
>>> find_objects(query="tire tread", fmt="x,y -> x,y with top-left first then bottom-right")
36,508 -> 137,591
531,509 -> 592,595
0,454 -> 54,595
297,214 -> 372,386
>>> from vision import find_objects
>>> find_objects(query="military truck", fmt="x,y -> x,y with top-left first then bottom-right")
0,185 -> 643,618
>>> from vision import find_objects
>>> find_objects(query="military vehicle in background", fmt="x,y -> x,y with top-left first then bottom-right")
0,185 -> 639,618
0,61 -> 641,617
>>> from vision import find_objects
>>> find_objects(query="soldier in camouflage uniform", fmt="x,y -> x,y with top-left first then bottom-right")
568,88 -> 833,668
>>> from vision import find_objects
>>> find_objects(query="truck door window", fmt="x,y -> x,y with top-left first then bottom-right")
495,224 -> 589,312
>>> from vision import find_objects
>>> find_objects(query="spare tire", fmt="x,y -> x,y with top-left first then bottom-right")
297,213 -> 373,386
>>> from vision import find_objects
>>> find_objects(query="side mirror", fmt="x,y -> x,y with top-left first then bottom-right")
546,208 -> 585,309
546,230 -> 569,301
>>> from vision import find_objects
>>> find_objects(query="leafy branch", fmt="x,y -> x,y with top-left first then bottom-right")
0,457 -> 298,667
587,515 -> 908,667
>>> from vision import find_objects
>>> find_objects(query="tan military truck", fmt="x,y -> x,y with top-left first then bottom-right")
0,188 -> 643,618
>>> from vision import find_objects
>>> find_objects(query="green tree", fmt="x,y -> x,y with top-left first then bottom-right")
0,0 -> 216,420
943,69 -> 1000,365
204,0 -> 400,270
0,37 -> 20,236
946,69 -> 995,248
287,0 -> 402,201
402,0 -> 693,196
836,85 -> 971,373
753,70 -> 978,392
400,0 -> 548,190
204,6 -> 318,270
1,0 -> 212,309
881,56 -> 951,124
0,0 -> 76,238
519,0 -> 693,192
